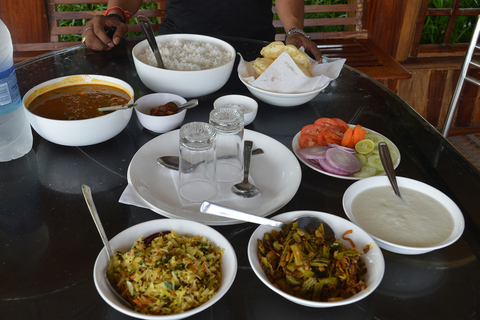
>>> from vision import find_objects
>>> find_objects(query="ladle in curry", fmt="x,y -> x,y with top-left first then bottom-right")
82,184 -> 133,309
137,15 -> 165,69
378,141 -> 402,198
200,201 -> 336,237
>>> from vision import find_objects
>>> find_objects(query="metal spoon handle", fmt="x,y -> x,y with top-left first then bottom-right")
177,99 -> 198,111
98,103 -> 137,112
137,15 -> 165,69
378,142 -> 402,198
243,140 -> 253,181
82,185 -> 115,260
200,201 -> 284,228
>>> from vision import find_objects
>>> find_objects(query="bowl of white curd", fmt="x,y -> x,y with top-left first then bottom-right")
342,176 -> 465,255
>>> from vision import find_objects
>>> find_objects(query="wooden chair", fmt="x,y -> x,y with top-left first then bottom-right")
273,0 -> 411,91
441,14 -> 480,137
13,0 -> 166,55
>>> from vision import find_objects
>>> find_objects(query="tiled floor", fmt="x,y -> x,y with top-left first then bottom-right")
448,133 -> 480,172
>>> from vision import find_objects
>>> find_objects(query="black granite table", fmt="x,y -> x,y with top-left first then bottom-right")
2,37 -> 480,320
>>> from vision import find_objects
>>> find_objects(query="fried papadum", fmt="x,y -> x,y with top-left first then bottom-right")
253,41 -> 311,77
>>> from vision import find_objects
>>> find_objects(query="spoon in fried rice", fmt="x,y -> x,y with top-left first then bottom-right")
82,184 -> 133,309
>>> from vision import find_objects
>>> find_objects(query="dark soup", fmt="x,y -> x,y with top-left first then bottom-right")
28,84 -> 131,120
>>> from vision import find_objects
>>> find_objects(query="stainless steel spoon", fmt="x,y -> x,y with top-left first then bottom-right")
137,15 -> 165,69
98,103 -> 137,112
99,99 -> 197,113
200,201 -> 336,237
231,140 -> 260,198
82,184 -> 132,309
157,148 -> 264,171
378,141 -> 402,198
176,99 -> 199,112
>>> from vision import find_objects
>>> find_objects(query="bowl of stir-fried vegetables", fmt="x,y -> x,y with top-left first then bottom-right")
93,219 -> 237,319
248,210 -> 384,307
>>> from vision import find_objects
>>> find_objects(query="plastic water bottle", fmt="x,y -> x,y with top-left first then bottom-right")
0,19 -> 33,162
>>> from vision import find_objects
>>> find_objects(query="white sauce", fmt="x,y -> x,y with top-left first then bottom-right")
351,186 -> 454,247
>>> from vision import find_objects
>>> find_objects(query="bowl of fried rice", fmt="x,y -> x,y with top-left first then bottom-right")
248,210 -> 384,308
93,219 -> 237,319
132,34 -> 236,98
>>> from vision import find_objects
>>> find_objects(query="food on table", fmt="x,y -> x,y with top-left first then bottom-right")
28,84 -> 131,120
149,101 -> 179,116
257,222 -> 368,302
351,186 -> 454,247
137,39 -> 234,71
111,230 -> 224,315
253,41 -> 312,77
297,117 -> 399,177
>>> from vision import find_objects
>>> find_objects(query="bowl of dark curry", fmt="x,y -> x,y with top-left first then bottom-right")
22,75 -> 134,146
134,93 -> 187,134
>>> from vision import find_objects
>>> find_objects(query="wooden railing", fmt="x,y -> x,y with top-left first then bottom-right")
273,1 -> 368,41
13,0 -> 166,53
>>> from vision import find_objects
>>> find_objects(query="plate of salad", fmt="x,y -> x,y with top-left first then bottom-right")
292,117 -> 401,180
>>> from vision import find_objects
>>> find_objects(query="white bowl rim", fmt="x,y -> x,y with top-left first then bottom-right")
248,210 -> 385,308
134,93 -> 188,117
238,74 -> 326,97
132,34 -> 236,73
23,74 -> 134,121
213,94 -> 258,113
93,218 -> 238,319
342,176 -> 465,254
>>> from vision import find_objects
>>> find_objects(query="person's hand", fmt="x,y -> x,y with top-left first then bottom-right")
285,33 -> 322,63
83,15 -> 128,51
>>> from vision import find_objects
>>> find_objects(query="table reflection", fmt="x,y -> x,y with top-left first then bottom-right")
2,36 -> 480,319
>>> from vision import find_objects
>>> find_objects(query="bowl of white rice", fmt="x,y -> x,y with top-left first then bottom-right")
133,34 -> 236,98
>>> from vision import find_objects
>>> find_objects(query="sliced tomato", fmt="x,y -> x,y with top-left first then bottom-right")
332,118 -> 350,132
299,134 -> 320,149
325,127 -> 344,142
314,117 -> 338,128
301,124 -> 323,137
317,132 -> 328,146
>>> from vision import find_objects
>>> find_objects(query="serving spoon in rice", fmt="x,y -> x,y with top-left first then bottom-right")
138,15 -> 165,69
82,184 -> 133,309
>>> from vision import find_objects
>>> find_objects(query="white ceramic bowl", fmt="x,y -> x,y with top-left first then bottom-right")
135,93 -> 187,133
248,210 -> 385,308
94,219 -> 237,320
132,34 -> 236,98
22,75 -> 134,146
238,75 -> 326,107
342,176 -> 465,255
213,94 -> 258,126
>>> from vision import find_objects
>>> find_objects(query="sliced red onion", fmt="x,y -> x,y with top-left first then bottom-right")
316,158 -> 351,176
298,146 -> 329,160
325,148 -> 362,174
327,143 -> 356,153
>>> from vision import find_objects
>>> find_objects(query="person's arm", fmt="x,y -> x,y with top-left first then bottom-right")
83,0 -> 143,51
275,0 -> 322,62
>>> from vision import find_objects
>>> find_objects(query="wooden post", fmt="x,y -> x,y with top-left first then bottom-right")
0,0 -> 50,45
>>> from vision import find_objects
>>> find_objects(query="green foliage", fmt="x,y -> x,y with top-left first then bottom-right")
58,0 -> 478,45
421,0 -> 480,44
57,2 -> 159,42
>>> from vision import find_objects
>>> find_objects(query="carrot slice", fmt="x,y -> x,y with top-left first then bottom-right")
352,124 -> 366,146
341,127 -> 353,147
